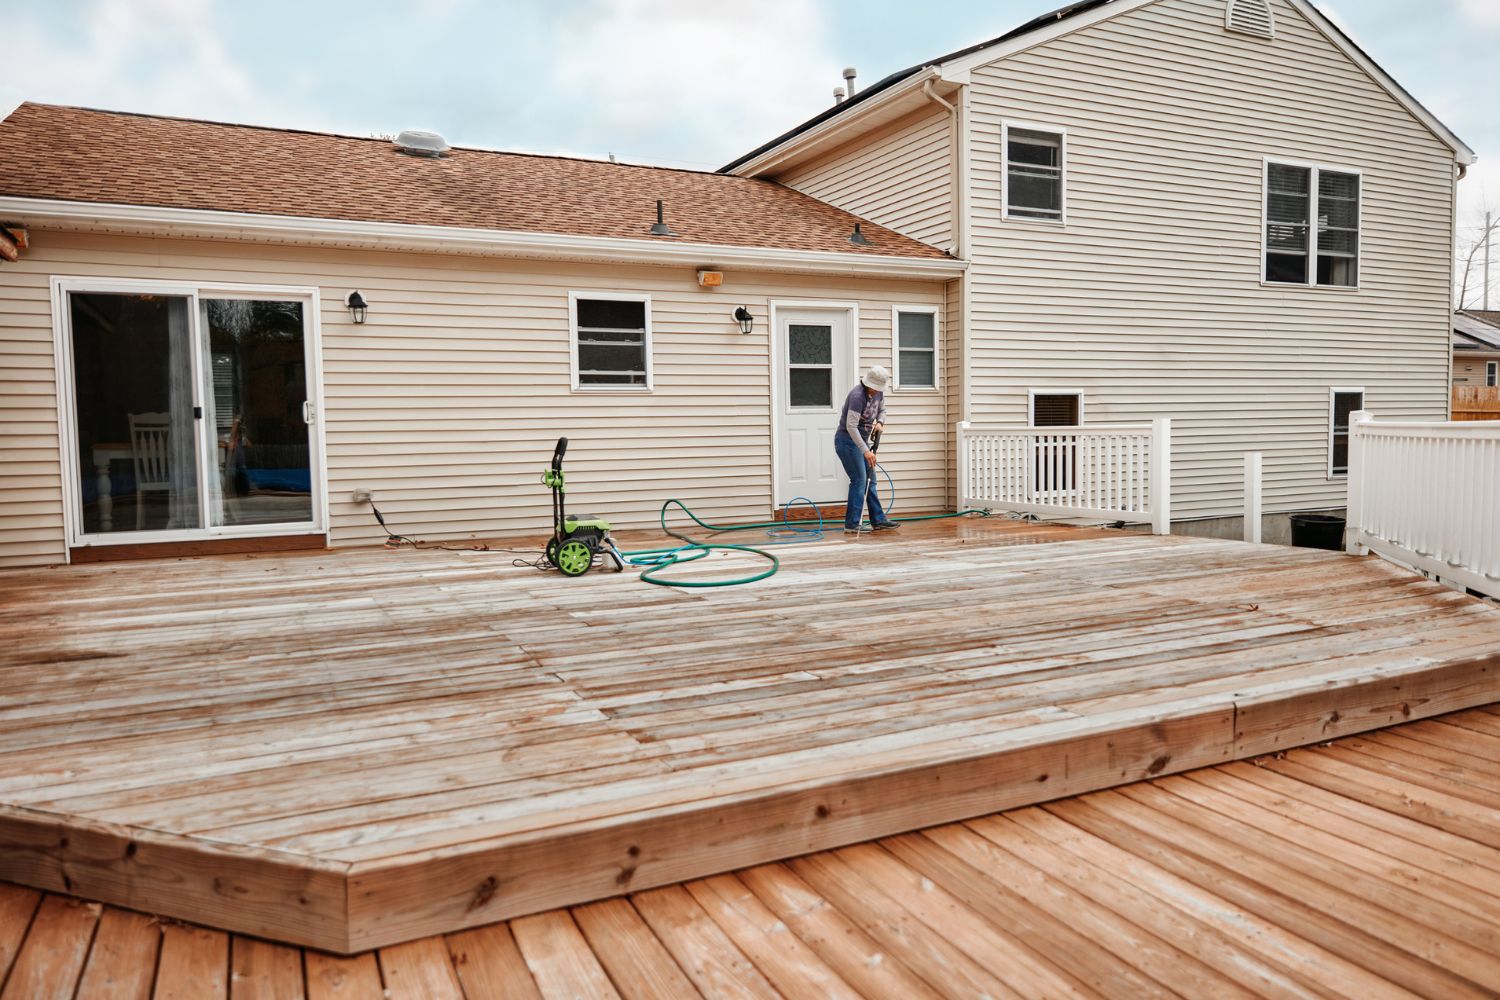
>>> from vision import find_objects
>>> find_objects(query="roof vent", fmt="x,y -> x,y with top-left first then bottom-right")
1225,0 -> 1274,38
393,129 -> 451,158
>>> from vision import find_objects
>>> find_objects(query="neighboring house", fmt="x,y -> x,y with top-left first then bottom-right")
0,0 -> 1476,567
1454,311 -> 1500,388
724,0 -> 1474,531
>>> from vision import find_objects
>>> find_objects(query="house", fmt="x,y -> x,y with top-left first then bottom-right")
723,0 -> 1474,537
1454,310 -> 1500,388
0,0 -> 1475,567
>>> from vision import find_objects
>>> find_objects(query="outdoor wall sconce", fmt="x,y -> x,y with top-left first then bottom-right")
733,306 -> 755,334
345,290 -> 369,324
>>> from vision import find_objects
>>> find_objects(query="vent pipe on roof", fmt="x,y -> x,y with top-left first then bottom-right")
649,200 -> 677,237
842,67 -> 857,97
393,129 -> 450,158
833,86 -> 846,105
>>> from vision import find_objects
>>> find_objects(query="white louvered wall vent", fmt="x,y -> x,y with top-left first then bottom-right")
1226,0 -> 1275,38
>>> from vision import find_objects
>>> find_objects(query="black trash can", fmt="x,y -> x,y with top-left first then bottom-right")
1289,513 -> 1346,551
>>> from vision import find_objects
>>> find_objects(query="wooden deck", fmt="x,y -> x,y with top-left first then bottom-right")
2,517 -> 1498,953
5,704 -> 1500,998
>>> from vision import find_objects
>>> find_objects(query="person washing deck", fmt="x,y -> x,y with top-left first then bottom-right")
834,365 -> 899,535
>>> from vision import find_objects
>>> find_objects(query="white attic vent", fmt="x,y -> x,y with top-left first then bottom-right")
1226,0 -> 1275,38
393,129 -> 450,158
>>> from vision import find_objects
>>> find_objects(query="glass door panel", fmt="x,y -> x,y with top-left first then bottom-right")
201,299 -> 314,527
69,292 -> 202,534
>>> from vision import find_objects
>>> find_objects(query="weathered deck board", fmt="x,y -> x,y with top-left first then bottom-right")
2,518 -> 1499,952
6,704 -> 1500,997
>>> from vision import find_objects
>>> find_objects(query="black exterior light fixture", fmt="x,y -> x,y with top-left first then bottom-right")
733,306 -> 755,334
849,223 -> 872,246
345,290 -> 369,324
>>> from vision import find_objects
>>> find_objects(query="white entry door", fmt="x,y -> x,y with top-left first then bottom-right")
775,306 -> 854,505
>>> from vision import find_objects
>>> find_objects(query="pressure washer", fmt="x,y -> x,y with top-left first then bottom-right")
542,436 -> 625,577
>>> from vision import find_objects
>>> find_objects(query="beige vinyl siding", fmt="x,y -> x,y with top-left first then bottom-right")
778,108 -> 955,251
963,0 -> 1456,518
0,230 -> 947,566
1454,354 -> 1500,387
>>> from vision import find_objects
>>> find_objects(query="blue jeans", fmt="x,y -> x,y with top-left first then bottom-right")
835,432 -> 888,530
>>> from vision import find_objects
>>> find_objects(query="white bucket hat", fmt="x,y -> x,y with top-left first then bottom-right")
861,365 -> 890,392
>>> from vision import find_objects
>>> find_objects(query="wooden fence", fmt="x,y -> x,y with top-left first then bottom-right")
1453,385 -> 1500,421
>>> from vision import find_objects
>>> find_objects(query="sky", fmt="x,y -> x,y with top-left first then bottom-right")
1,0 -> 1497,252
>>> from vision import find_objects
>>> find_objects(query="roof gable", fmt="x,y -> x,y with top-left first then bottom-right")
724,0 -> 1474,175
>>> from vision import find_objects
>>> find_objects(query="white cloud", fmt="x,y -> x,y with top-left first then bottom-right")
546,0 -> 840,165
1457,0 -> 1500,30
0,0 -> 291,128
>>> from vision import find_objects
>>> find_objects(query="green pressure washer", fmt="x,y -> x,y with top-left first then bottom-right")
542,437 -> 625,577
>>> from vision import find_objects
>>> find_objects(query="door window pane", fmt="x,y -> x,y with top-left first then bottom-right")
788,325 -> 832,364
789,368 -> 832,408
202,299 -> 313,527
69,292 -> 201,534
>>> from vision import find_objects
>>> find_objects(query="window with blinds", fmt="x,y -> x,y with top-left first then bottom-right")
1031,393 -> 1081,427
1004,126 -> 1065,222
1265,162 -> 1360,288
894,309 -> 937,389
571,295 -> 651,388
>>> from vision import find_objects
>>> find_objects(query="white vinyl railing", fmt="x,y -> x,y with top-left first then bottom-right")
1347,411 -> 1500,598
957,418 -> 1171,534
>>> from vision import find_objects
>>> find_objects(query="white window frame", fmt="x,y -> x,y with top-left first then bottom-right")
1328,386 -> 1365,479
1261,157 -> 1363,291
568,291 -> 653,391
1002,121 -> 1068,226
1028,389 -> 1085,427
49,275 -> 329,552
890,305 -> 941,392
1488,361 -> 1498,387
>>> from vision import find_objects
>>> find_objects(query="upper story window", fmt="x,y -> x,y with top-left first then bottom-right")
892,307 -> 939,390
1004,125 -> 1066,223
1265,162 -> 1361,288
570,293 -> 652,389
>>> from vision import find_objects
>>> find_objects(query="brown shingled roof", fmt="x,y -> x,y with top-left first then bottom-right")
0,103 -> 948,260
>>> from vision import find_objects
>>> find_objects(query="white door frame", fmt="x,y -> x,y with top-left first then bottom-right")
768,299 -> 860,508
50,275 -> 330,554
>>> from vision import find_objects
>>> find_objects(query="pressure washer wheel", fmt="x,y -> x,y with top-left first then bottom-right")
556,538 -> 594,577
545,537 -> 560,567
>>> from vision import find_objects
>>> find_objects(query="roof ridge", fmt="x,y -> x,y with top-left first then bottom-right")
13,101 -> 743,182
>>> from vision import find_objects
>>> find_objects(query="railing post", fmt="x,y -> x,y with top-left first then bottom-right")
1150,418 -> 1171,535
1345,410 -> 1372,555
1243,452 -> 1262,544
956,421 -> 971,510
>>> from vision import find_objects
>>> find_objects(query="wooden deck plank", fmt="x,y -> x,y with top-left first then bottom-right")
445,922 -> 542,1000
630,885 -> 778,1000
509,910 -> 622,1000
75,908 -> 160,1000
152,924 -> 229,1000
302,952 -> 381,1000
0,895 -> 99,1000
4,520 -> 1500,952
377,937 -> 463,1000
0,883 -> 41,987
571,899 -> 697,1000
229,935 -> 305,1000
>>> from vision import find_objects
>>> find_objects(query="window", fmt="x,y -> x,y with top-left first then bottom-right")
1265,162 -> 1360,288
786,322 -> 834,408
570,294 -> 650,389
1329,388 -> 1364,477
892,307 -> 938,389
1488,361 -> 1498,387
1004,125 -> 1065,222
1030,392 -> 1082,427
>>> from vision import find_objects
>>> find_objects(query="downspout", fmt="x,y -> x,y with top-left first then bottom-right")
925,77 -> 970,507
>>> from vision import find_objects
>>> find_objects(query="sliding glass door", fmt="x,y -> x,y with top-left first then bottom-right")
61,282 -> 322,546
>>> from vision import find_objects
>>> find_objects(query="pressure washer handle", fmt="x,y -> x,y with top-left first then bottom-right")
869,428 -> 881,454
551,436 -> 568,471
